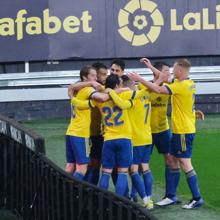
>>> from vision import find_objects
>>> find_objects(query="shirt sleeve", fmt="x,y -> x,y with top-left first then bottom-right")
71,97 -> 94,109
109,90 -> 133,109
164,81 -> 180,95
134,89 -> 149,99
81,87 -> 96,99
119,89 -> 149,100
138,83 -> 146,90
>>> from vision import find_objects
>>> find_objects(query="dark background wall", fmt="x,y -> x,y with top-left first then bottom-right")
0,56 -> 220,73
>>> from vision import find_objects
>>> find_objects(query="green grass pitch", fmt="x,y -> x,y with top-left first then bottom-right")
21,114 -> 220,219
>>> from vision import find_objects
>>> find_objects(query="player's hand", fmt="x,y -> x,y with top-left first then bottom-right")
127,72 -> 142,82
104,88 -> 113,94
68,84 -> 74,98
196,110 -> 205,120
140,58 -> 152,68
91,81 -> 102,91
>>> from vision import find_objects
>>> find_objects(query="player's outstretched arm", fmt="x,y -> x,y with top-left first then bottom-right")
68,81 -> 103,98
71,97 -> 95,110
140,57 -> 161,78
128,72 -> 169,94
90,92 -> 110,102
114,87 -> 131,94
107,89 -> 133,109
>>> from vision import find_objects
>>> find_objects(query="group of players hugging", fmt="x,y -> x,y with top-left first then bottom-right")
65,57 -> 204,210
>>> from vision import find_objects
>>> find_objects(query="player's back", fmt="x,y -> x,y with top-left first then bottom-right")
97,97 -> 132,141
129,91 -> 152,146
66,87 -> 95,137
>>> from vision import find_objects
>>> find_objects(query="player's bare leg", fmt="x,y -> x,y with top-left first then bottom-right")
65,163 -> 75,174
73,164 -> 88,180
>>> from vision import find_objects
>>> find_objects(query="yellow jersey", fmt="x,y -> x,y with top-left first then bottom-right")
165,79 -> 196,134
96,92 -> 133,141
110,89 -> 152,146
129,92 -> 152,146
66,87 -> 96,137
139,82 -> 170,133
150,92 -> 169,133
70,90 -> 133,140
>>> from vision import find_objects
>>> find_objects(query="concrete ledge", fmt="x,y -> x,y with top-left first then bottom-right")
0,95 -> 219,121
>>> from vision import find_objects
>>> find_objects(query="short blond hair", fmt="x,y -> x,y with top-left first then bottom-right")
175,59 -> 191,70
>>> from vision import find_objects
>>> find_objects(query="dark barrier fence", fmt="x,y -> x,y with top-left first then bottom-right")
0,114 -> 157,220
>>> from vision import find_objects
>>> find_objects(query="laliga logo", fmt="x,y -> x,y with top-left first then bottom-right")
118,0 -> 164,46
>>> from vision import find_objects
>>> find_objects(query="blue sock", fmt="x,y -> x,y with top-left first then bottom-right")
131,171 -> 141,199
167,168 -> 180,198
130,182 -> 137,199
99,172 -> 111,190
124,180 -> 130,199
186,170 -> 201,200
131,172 -> 146,199
165,165 -> 172,196
143,170 -> 153,197
87,168 -> 100,185
73,171 -> 84,180
115,172 -> 128,196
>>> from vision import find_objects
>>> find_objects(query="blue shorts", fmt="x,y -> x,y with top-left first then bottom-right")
152,129 -> 171,154
133,145 -> 152,164
170,133 -> 195,158
66,135 -> 91,164
90,135 -> 104,160
102,138 -> 132,169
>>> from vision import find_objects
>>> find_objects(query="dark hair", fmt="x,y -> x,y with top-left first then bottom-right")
121,75 -> 133,87
105,74 -> 121,89
153,62 -> 170,71
110,59 -> 125,71
80,65 -> 96,81
92,62 -> 107,71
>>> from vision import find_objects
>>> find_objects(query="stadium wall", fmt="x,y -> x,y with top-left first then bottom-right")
0,56 -> 220,120
0,95 -> 219,121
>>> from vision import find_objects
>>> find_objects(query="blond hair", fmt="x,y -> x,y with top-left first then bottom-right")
175,59 -> 191,71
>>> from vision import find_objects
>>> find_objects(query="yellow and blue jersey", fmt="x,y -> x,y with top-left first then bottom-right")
165,79 -> 196,134
129,91 -> 152,146
110,89 -> 152,146
95,92 -> 133,141
66,87 -> 96,138
69,89 -> 138,141
150,92 -> 169,133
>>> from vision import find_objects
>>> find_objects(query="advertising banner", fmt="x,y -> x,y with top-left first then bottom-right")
0,0 -> 219,61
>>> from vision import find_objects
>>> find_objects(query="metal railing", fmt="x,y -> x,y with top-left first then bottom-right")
0,114 -> 157,220
1,66 -> 220,102
1,66 -> 220,88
